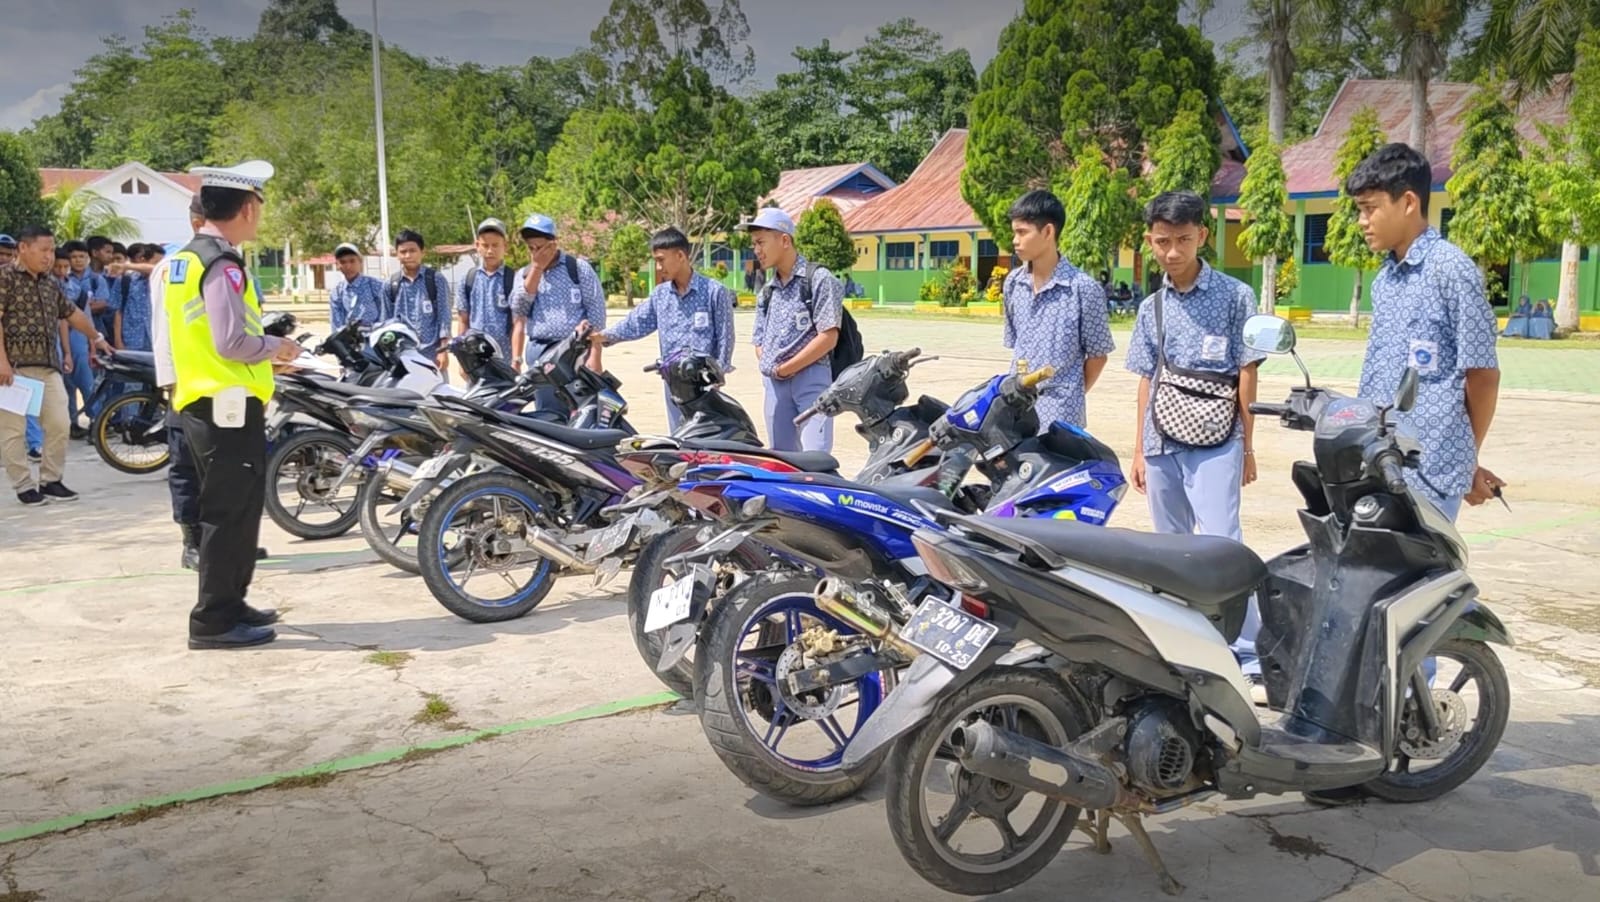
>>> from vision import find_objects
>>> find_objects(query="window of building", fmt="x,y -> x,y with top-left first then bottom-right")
119,178 -> 149,195
886,242 -> 916,270
1302,213 -> 1331,264
977,239 -> 1000,258
709,245 -> 734,265
929,240 -> 960,268
1440,208 -> 1455,240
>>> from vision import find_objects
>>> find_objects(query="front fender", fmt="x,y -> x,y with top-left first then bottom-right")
1445,605 -> 1514,647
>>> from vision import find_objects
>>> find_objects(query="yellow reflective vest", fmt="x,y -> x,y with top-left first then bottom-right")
163,237 -> 274,412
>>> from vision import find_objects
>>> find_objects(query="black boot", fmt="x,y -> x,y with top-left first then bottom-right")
179,523 -> 200,571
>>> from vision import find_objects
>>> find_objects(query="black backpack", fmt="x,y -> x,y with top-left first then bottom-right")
461,255 -> 583,304
759,264 -> 863,379
387,265 -> 440,307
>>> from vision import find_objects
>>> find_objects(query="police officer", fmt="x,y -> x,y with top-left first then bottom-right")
166,161 -> 301,650
746,208 -> 843,452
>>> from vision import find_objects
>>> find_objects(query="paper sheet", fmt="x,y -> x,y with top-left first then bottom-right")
0,375 -> 45,417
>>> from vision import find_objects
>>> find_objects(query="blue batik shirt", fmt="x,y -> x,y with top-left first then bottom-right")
1126,262 -> 1263,457
329,274 -> 389,331
604,273 -> 736,369
389,266 -> 453,353
1003,256 -> 1116,429
752,256 -> 842,378
511,253 -> 607,360
454,265 -> 517,359
1358,227 -> 1499,501
66,269 -> 108,319
111,273 -> 154,351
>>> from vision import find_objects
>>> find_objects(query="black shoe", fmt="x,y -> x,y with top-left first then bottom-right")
69,425 -> 88,440
27,448 -> 41,462
256,547 -> 270,560
1304,786 -> 1367,807
16,489 -> 47,506
240,605 -> 280,627
40,482 -> 79,503
181,545 -> 200,570
188,624 -> 277,650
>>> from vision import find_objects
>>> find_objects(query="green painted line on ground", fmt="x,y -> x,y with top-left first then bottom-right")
1461,509 -> 1600,545
0,690 -> 679,846
0,550 -> 375,598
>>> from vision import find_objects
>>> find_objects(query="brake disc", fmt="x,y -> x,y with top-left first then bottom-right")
774,643 -> 844,720
1400,689 -> 1468,760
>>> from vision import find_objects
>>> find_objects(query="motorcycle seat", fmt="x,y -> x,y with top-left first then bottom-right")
111,350 -> 156,368
1040,422 -> 1120,468
967,515 -> 1266,610
495,412 -> 633,451
693,439 -> 839,473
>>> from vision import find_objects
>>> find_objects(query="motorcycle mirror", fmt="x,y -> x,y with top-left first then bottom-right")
1242,314 -> 1296,354
1395,367 -> 1420,414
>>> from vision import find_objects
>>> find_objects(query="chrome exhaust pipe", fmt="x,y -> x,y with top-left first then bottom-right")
377,458 -> 419,493
522,527 -> 585,570
815,577 -> 916,657
949,720 -> 1126,811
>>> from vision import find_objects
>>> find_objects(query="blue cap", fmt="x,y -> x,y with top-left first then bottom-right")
739,207 -> 795,236
0,234 -> 16,248
519,214 -> 557,238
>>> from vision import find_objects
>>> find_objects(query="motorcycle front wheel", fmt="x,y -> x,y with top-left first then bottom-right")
358,469 -> 425,574
264,429 -> 362,539
695,574 -> 888,806
625,523 -> 779,698
884,666 -> 1091,896
92,390 -> 170,474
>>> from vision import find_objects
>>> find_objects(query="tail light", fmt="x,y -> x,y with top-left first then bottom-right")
679,484 -> 730,519
959,596 -> 990,619
912,532 -> 987,593
677,450 -> 800,473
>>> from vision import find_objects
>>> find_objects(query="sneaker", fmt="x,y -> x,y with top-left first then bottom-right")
16,489 -> 47,506
1246,673 -> 1269,707
27,447 -> 41,462
40,482 -> 79,503
69,425 -> 88,440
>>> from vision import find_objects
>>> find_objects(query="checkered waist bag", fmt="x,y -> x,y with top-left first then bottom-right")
1150,289 -> 1238,449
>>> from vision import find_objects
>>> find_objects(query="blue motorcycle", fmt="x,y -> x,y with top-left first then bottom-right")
658,365 -> 1127,805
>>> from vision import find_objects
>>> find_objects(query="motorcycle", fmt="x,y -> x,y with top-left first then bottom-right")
849,314 -> 1512,897
621,347 -> 959,697
262,321 -> 458,540
661,364 -> 1126,805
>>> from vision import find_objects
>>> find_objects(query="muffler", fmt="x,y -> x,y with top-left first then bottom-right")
376,458 -> 419,493
814,578 -> 917,657
522,527 -> 585,570
949,720 -> 1126,810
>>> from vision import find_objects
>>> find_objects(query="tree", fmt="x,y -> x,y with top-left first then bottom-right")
962,0 -> 1219,251
1471,0 -> 1600,95
523,110 -> 609,258
48,185 -> 139,241
1056,143 -> 1138,274
255,0 -> 351,44
1236,140 -> 1295,313
606,223 -> 651,307
1325,106 -> 1388,325
0,133 -> 51,231
1144,91 -> 1220,205
847,18 -> 976,135
1393,0 -> 1472,150
1445,84 -> 1544,302
1531,26 -> 1600,330
585,58 -> 777,255
590,0 -> 755,98
795,199 -> 857,275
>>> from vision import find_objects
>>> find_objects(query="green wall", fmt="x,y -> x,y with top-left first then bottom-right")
857,270 -> 931,304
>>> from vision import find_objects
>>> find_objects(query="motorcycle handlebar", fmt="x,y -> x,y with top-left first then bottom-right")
643,363 -> 661,374
1249,402 -> 1288,417
1017,365 -> 1056,390
1376,453 -> 1408,494
794,406 -> 819,426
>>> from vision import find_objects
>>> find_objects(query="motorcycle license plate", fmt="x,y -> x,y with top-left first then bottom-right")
644,574 -> 695,633
899,598 -> 998,671
584,515 -> 636,565
414,456 -> 450,481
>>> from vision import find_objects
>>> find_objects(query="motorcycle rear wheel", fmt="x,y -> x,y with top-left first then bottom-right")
92,390 -> 170,474
264,429 -> 361,539
417,471 -> 556,622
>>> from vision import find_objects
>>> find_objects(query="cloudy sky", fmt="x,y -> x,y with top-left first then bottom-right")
0,0 -> 1254,131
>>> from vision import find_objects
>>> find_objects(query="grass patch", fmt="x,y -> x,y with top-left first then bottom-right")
269,772 -> 336,791
113,804 -> 174,827
396,747 -> 450,765
0,892 -> 44,902
365,650 -> 413,670
412,693 -> 457,726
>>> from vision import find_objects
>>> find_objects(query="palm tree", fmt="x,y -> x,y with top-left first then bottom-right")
48,184 -> 139,241
1393,0 -> 1472,151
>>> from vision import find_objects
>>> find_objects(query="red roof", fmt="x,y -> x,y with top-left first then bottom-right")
845,130 -> 982,234
760,162 -> 895,221
1282,78 -> 1571,196
39,166 -> 202,196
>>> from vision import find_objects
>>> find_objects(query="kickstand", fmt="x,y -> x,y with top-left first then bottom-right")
1116,812 -> 1183,896
1078,809 -> 1113,854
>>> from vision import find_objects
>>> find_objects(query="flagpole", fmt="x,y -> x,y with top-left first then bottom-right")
371,0 -> 393,277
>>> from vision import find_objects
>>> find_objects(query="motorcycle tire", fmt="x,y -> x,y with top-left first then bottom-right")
625,523 -> 776,698
1360,638 -> 1510,804
358,471 -> 424,575
92,390 -> 171,474
264,428 -> 362,540
417,471 -> 556,623
884,666 -> 1090,896
695,574 -> 887,807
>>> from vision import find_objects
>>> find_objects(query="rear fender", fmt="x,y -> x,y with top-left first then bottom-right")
840,640 -> 1017,769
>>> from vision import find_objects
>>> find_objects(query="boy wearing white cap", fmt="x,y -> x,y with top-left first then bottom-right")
167,160 -> 301,650
329,243 -> 387,330
745,207 -> 843,452
454,219 -> 517,360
